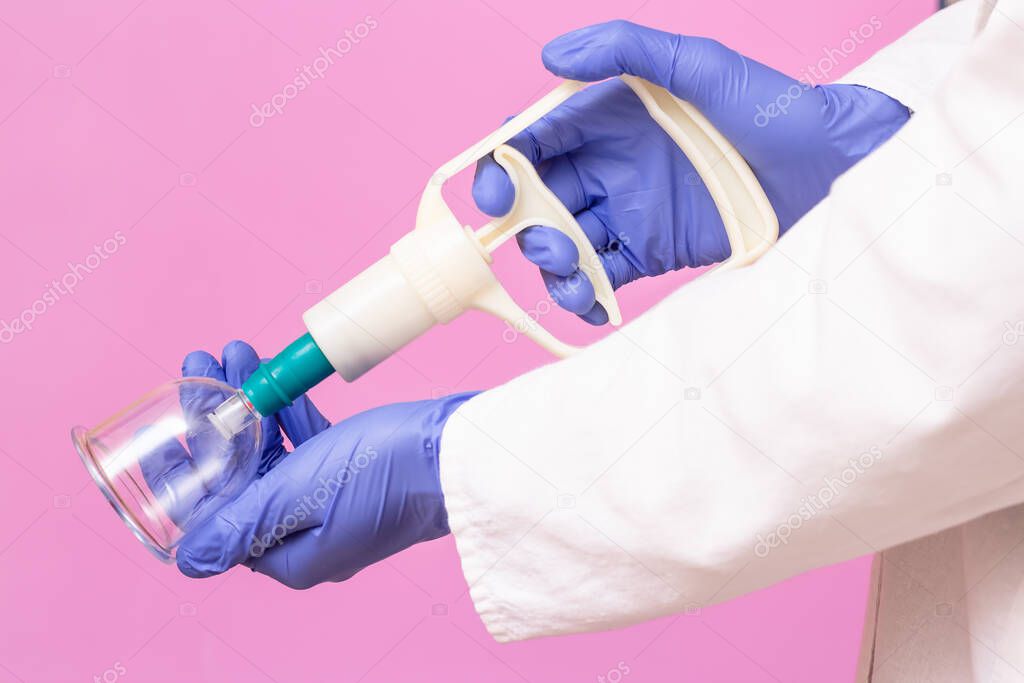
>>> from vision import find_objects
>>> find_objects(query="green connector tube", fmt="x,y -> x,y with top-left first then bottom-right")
240,332 -> 335,417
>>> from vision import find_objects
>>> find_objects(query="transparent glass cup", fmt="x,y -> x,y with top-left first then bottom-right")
72,377 -> 262,561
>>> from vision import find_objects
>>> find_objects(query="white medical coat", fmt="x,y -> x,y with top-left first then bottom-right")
439,1 -> 1024,679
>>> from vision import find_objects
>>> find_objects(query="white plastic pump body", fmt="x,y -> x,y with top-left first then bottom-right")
303,76 -> 779,382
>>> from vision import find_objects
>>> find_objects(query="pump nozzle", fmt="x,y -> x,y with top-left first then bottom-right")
207,332 -> 335,437
208,391 -> 259,440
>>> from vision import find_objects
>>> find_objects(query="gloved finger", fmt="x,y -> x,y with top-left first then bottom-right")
541,245 -> 643,322
516,227 -> 579,277
138,433 -> 206,527
600,245 -> 644,290
579,302 -> 609,326
541,21 -> 731,107
220,342 -> 287,474
221,340 -> 329,455
534,211 -> 642,316
542,269 -> 595,316
175,439 -> 334,578
537,155 -> 588,214
473,113 -> 519,217
179,350 -> 232,475
575,208 -> 611,250
473,143 -> 587,220
504,102 -> 590,168
221,340 -> 260,388
276,395 -> 331,450
182,349 -> 225,382
180,350 -> 227,421
512,157 -> 603,275
473,153 -> 515,217
473,86 -> 602,217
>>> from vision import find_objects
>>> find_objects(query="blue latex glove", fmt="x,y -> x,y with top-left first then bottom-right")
174,352 -> 474,588
473,20 -> 911,324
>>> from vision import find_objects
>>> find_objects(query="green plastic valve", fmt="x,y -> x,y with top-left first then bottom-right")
241,332 -> 334,417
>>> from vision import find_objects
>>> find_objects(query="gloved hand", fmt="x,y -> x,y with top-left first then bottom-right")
174,349 -> 475,588
473,20 -> 911,324
141,341 -> 332,529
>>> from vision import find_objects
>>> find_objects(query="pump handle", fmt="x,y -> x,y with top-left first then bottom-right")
302,76 -> 780,383
453,75 -> 780,357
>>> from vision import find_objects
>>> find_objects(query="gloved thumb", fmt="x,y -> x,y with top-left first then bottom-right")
541,20 -> 734,108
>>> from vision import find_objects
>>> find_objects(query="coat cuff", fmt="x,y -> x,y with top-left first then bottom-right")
438,401 -> 519,642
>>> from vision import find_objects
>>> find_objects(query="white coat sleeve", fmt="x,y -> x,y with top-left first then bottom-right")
834,0 -> 981,112
439,0 -> 1024,642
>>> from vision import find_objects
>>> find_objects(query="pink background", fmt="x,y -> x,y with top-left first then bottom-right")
0,1 -> 934,681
